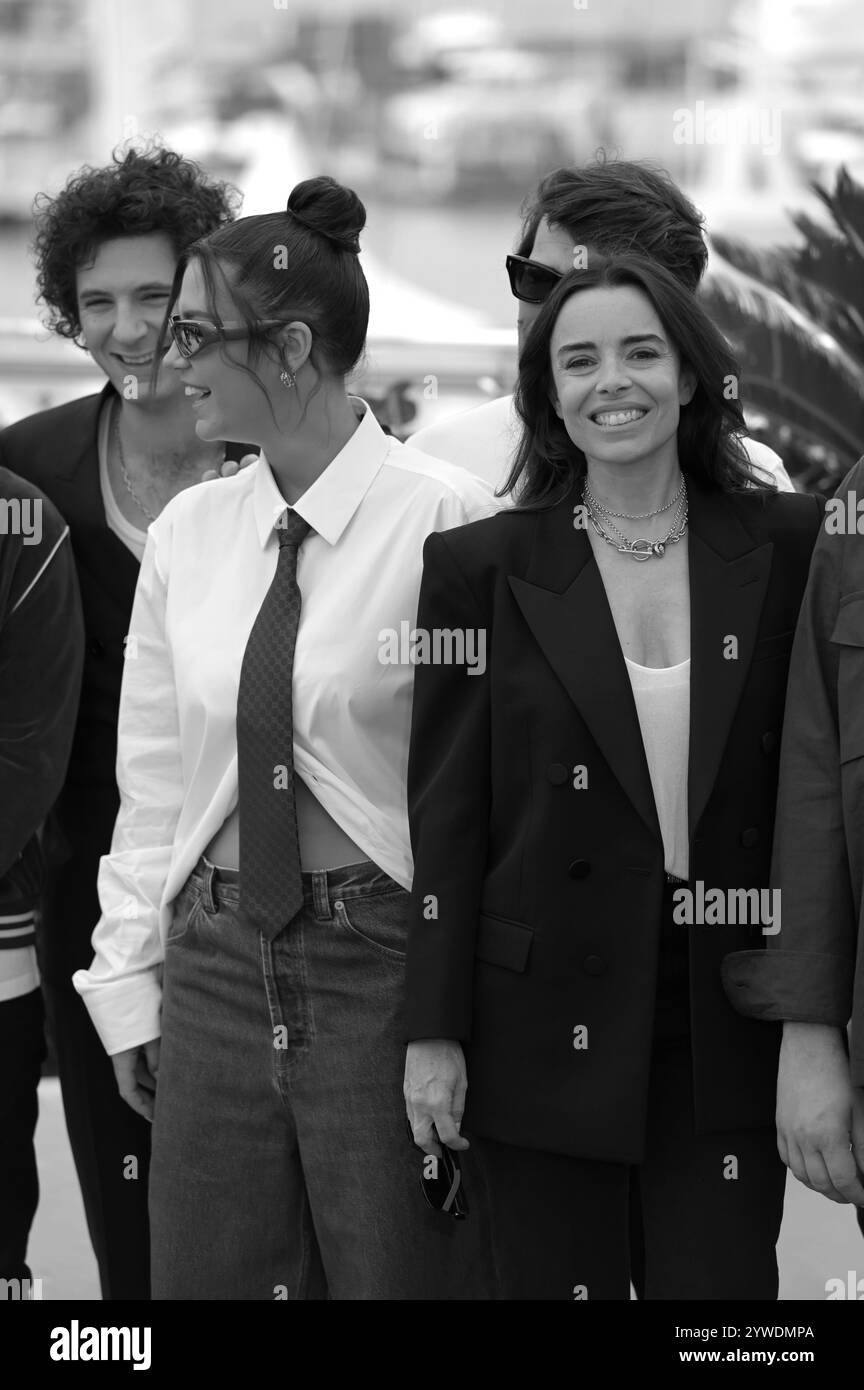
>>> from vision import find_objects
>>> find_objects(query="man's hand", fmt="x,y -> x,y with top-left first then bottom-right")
404,1039 -> 469,1155
777,1022 -> 864,1204
111,1037 -> 161,1123
201,453 -> 258,482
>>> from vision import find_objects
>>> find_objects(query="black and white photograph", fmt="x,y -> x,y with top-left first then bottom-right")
1,0 -> 863,1357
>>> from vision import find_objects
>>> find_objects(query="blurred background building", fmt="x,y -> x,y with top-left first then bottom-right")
1,0 -> 864,483
5,0 -> 864,1300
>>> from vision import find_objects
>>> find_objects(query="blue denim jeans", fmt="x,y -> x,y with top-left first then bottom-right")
149,858 -> 496,1300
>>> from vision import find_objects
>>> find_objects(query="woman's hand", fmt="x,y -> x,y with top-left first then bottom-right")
776,1022 -> 864,1204
404,1039 -> 469,1155
111,1037 -> 161,1123
200,453 -> 258,483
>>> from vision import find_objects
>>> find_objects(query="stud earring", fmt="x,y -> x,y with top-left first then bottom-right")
280,367 -> 296,389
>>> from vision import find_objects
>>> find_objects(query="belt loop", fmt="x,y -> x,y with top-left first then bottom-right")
202,859 -> 218,914
311,870 -> 330,920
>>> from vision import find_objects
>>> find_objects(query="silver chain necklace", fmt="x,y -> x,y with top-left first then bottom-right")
584,477 -> 685,521
113,402 -> 227,524
114,413 -> 158,522
582,479 -> 688,561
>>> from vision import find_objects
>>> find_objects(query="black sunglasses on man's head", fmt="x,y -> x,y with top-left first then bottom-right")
506,253 -> 565,304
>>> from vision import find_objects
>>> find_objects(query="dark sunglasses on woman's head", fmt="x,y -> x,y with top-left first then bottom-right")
506,253 -> 565,304
169,315 -> 290,359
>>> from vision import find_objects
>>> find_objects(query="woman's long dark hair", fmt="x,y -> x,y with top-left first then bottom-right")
504,254 -> 773,508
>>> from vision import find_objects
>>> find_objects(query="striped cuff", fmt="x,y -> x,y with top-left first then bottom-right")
0,909 -> 36,950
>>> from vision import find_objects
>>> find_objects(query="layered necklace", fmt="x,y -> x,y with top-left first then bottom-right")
582,475 -> 688,561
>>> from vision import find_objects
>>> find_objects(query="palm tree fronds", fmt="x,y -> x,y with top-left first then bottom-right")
701,252 -> 864,468
697,165 -> 864,491
711,234 -> 864,358
809,165 -> 864,264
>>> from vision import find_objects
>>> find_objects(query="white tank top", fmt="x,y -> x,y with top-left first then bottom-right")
624,656 -> 690,881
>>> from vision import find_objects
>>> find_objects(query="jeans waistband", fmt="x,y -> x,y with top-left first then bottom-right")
185,855 -> 402,918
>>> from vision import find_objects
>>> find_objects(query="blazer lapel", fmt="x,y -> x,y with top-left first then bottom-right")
508,492 -> 661,839
508,476 -> 774,846
49,383 -> 116,530
686,478 -> 773,838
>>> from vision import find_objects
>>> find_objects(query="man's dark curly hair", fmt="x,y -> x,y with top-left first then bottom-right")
32,142 -> 241,344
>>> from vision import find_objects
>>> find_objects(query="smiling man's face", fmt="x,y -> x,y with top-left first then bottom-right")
76,232 -> 179,402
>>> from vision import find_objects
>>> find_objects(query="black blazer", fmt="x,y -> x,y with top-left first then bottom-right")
0,386 -> 250,969
405,472 -> 824,1164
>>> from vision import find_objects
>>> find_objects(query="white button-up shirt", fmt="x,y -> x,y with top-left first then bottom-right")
73,401 -> 499,1055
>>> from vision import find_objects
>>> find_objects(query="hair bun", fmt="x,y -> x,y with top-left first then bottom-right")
286,176 -> 365,254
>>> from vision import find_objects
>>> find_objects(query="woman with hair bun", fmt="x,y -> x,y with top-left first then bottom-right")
74,176 -> 499,1299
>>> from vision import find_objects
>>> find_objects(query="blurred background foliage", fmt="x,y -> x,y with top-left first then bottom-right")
706,166 -> 864,492
0,0 -> 863,490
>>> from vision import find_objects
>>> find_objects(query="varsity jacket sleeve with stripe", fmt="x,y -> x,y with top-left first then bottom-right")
0,466 -> 84,934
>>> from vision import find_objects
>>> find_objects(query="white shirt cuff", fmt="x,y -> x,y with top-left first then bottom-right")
72,968 -> 162,1056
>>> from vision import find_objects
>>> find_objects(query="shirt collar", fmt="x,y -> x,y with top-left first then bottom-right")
252,398 -> 390,549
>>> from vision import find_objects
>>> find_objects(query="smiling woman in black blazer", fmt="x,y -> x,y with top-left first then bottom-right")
403,254 -> 823,1301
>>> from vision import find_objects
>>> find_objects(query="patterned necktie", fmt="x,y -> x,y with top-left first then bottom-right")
237,508 -> 312,937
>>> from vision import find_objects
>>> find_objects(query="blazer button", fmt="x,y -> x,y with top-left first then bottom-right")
88,638 -> 105,656
568,859 -> 591,879
761,732 -> 777,754
582,955 -> 606,976
741,827 -> 760,848
547,763 -> 569,785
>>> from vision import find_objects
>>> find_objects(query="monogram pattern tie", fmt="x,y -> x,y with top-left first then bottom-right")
237,508 -> 312,937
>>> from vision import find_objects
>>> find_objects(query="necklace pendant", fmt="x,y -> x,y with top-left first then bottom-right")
628,538 -> 654,561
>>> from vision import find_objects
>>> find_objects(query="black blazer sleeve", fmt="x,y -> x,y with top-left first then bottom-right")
405,529 -> 491,1042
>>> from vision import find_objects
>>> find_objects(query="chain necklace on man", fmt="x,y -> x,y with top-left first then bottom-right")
113,403 -> 226,524
114,414 -> 158,522
582,477 -> 688,561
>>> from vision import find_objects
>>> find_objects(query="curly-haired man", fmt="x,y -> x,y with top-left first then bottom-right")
0,143 -> 241,1299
